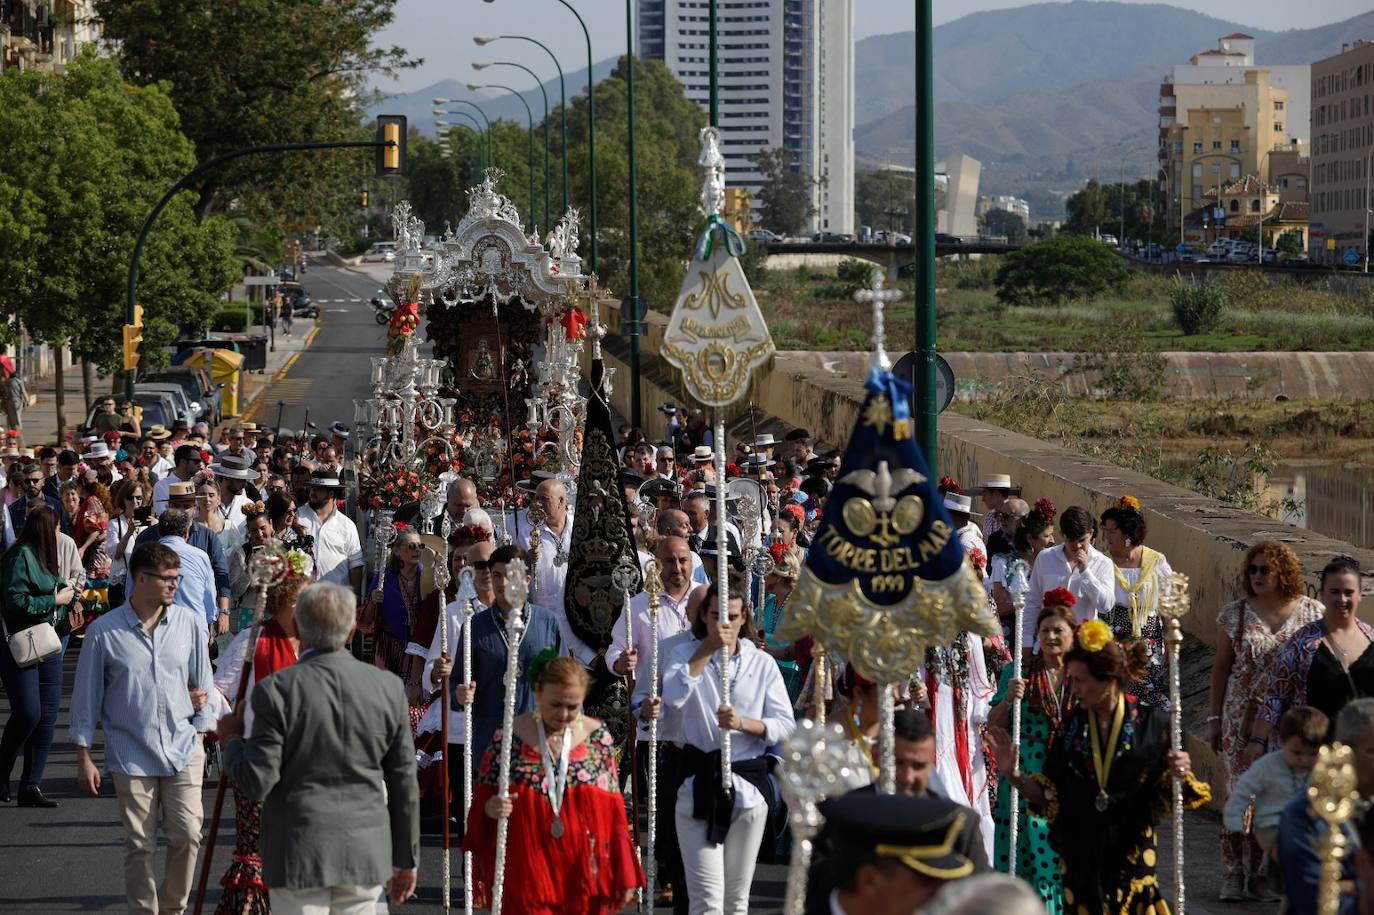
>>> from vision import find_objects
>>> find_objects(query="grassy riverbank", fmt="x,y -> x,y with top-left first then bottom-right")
750,258 -> 1374,353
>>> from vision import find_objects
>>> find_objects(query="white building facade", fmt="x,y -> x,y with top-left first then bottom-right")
638,0 -> 855,234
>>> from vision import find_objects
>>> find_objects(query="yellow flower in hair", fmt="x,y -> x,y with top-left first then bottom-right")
1117,495 -> 1141,513
1077,618 -> 1113,653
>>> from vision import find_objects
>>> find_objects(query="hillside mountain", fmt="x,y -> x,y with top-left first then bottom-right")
370,57 -> 621,136
856,4 -> 1374,201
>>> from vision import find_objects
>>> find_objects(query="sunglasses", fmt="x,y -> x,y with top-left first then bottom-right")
1248,565 -> 1272,576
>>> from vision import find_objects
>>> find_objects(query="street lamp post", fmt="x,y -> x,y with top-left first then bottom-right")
625,0 -> 642,428
476,34 -> 569,217
486,0 -> 597,271
433,98 -> 494,170
913,0 -> 938,467
1365,143 -> 1373,273
475,60 -> 550,234
437,114 -> 486,172
469,82 -> 538,234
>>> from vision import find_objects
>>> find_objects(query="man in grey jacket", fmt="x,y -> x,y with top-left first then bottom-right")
218,582 -> 420,913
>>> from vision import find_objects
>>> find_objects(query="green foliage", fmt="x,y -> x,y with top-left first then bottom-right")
1276,231 -> 1304,255
993,235 -> 1128,307
936,257 -> 999,291
854,169 -> 912,233
1064,178 -> 1158,241
1169,279 -> 1227,335
405,129 -> 483,237
0,52 -> 238,374
752,147 -> 817,237
836,259 -> 878,296
983,208 -> 1026,243
1075,327 -> 1168,401
95,0 -> 418,240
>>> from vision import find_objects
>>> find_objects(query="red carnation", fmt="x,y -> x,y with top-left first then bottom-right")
1043,587 -> 1077,609
1032,498 -> 1057,522
968,547 -> 986,571
938,475 -> 963,495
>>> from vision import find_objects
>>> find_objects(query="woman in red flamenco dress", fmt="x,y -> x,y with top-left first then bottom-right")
463,653 -> 643,915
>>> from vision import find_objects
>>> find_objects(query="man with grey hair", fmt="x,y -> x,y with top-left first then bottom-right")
517,478 -> 593,663
219,582 -> 420,914
128,507 -> 217,628
1278,697 -> 1374,915
445,477 -> 479,528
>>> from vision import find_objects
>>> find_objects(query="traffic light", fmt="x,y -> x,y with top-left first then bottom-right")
361,190 -> 369,207
122,304 -> 144,372
375,115 -> 406,177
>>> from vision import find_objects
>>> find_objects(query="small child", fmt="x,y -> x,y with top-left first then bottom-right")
1223,704 -> 1327,899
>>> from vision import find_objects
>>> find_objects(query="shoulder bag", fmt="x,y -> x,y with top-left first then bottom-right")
2,609 -> 61,669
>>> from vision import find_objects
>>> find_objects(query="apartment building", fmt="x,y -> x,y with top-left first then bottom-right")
637,0 -> 855,234
1158,33 -> 1310,233
2,1 -> 99,74
1309,40 -> 1374,264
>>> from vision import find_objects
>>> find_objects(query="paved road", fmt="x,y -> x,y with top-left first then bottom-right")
0,260 -> 1260,912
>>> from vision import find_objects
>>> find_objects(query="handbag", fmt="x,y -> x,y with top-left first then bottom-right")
2,612 -> 61,669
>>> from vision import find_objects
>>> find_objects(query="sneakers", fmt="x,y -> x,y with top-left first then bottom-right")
1219,873 -> 1245,902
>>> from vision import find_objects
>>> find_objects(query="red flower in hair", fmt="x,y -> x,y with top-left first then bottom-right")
781,503 -> 804,526
392,521 -> 410,531
1032,497 -> 1056,522
457,524 -> 492,543
1043,587 -> 1077,609
768,541 -> 786,564
938,475 -> 963,495
968,547 -> 986,571
725,463 -> 740,478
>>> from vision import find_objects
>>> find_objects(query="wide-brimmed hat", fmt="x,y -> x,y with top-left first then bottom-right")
690,445 -> 714,463
638,478 -> 680,502
942,492 -> 973,515
240,422 -> 261,434
167,480 -> 198,498
515,469 -> 558,494
307,469 -> 343,490
83,443 -> 113,462
742,451 -> 775,469
979,473 -> 1014,491
751,433 -> 778,449
701,483 -> 743,502
147,425 -> 172,441
656,403 -> 678,415
329,421 -> 350,439
208,453 -> 256,480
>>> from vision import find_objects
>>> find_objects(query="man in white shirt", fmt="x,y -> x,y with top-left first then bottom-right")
607,537 -> 696,702
294,469 -> 363,591
655,510 -> 709,585
515,478 -> 592,663
207,453 -> 254,531
152,445 -> 206,513
1022,505 -> 1115,649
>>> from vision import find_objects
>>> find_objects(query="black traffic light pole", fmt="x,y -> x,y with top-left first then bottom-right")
125,138 -> 398,400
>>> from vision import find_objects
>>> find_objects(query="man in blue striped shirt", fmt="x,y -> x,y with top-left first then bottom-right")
70,541 -> 213,915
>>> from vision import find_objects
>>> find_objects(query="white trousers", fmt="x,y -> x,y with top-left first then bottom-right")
675,788 -> 769,915
269,885 -> 386,915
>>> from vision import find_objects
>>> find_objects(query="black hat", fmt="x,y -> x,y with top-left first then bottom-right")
618,468 -> 647,486
638,478 -> 680,502
515,469 -> 559,494
656,403 -> 679,415
818,793 -> 974,881
307,469 -> 343,490
806,455 -> 837,473
784,428 -> 811,443
329,421 -> 350,440
698,535 -> 742,560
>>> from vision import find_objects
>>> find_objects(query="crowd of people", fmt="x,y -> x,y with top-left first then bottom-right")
0,399 -> 1372,915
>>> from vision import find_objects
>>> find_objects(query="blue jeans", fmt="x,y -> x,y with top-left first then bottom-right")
0,633 -> 69,790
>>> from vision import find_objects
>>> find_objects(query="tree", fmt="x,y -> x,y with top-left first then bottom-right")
94,0 -> 418,240
0,53 -> 238,379
752,147 -> 817,237
854,169 -> 913,232
1276,231 -> 1304,255
1065,178 -> 1159,242
983,209 -> 1027,243
994,235 -> 1128,307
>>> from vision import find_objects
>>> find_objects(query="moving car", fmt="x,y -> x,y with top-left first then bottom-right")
362,242 -> 397,262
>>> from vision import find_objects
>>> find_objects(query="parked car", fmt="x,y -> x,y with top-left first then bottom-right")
79,391 -> 176,439
276,281 -> 318,318
935,233 -> 961,245
144,366 -> 221,426
362,242 -> 397,262
748,228 -> 780,244
137,382 -> 197,427
813,232 -> 854,244
1099,233 -> 1118,247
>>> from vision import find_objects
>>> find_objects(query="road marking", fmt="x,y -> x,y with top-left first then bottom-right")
303,326 -> 321,348
282,353 -> 301,374
327,308 -> 349,313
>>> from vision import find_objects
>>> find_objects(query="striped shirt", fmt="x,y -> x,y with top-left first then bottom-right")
69,602 -> 212,777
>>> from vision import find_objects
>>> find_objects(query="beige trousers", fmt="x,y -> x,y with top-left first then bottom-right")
112,743 -> 206,915
270,884 -> 386,915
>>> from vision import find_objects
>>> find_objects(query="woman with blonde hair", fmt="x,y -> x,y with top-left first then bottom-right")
464,653 -> 643,913
71,472 -> 112,625
757,547 -> 802,700
1207,539 -> 1322,901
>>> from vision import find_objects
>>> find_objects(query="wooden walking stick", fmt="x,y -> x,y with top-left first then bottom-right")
192,546 -> 288,915
1005,558 -> 1031,877
491,558 -> 528,915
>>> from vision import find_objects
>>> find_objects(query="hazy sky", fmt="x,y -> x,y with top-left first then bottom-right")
375,0 -> 1364,95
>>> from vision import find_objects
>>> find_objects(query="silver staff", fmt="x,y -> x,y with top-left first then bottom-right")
643,562 -> 663,911
491,558 -> 529,915
713,417 -> 732,787
1005,558 -> 1031,876
434,542 -> 453,913
610,556 -> 642,912
458,568 -> 476,915
780,720 -> 868,915
1160,573 -> 1190,915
